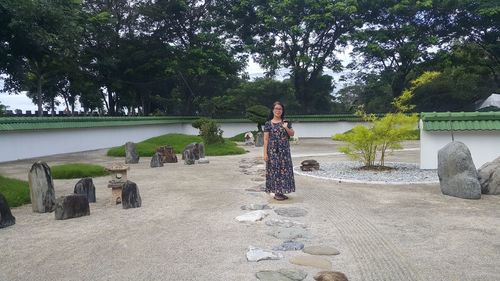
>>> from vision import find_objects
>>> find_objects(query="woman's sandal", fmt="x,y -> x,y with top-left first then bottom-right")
274,194 -> 285,201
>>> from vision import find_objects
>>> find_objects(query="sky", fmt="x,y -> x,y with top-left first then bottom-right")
0,48 -> 354,112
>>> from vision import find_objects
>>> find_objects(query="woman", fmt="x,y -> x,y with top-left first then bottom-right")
263,101 -> 296,200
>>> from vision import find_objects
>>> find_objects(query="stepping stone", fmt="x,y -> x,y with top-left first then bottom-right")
256,269 -> 307,281
313,271 -> 348,281
303,246 -> 340,256
246,246 -> 283,262
289,255 -> 332,270
274,207 -> 308,217
265,218 -> 306,228
268,226 -> 311,239
235,210 -> 268,222
239,164 -> 251,169
252,177 -> 265,182
272,240 -> 304,251
241,204 -> 270,210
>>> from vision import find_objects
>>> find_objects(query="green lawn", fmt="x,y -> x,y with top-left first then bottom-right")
229,131 -> 259,142
107,133 -> 246,157
51,163 -> 110,179
0,175 -> 30,207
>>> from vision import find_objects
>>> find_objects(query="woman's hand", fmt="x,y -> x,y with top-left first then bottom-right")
282,122 -> 288,129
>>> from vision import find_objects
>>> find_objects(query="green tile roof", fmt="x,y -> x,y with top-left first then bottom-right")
421,111 -> 500,131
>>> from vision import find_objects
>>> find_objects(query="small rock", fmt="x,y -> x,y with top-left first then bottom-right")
314,271 -> 348,281
278,269 -> 308,281
54,194 -> 90,220
268,226 -> 311,239
303,246 -> 340,256
198,158 -> 210,164
256,269 -> 307,281
252,177 -> 265,182
289,255 -> 332,270
246,246 -> 283,262
274,207 -> 308,217
241,204 -> 270,210
150,152 -> 164,168
265,219 -> 307,228
235,210 -> 268,222
0,193 -> 16,228
272,240 -> 304,251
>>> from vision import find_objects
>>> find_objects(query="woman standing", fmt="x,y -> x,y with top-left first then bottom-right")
263,101 -> 296,200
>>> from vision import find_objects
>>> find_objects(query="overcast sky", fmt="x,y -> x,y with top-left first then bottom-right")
0,48 -> 353,112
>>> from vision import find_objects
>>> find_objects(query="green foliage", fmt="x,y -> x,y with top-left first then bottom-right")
0,175 -> 30,207
334,82 -> 419,167
51,163 -> 109,179
107,134 -> 244,157
246,105 -> 269,131
192,118 -> 225,144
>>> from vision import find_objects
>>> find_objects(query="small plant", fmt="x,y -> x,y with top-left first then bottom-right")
192,118 -> 224,145
246,105 -> 269,131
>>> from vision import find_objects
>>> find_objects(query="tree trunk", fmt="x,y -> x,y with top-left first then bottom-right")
108,90 -> 115,116
37,74 -> 43,117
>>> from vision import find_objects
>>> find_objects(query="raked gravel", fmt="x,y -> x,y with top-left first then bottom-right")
294,161 -> 439,184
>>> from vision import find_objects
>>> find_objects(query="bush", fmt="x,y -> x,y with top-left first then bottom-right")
192,118 -> 224,144
51,163 -> 110,179
246,105 -> 269,131
0,175 -> 30,207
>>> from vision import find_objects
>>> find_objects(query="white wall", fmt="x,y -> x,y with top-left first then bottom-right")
0,121 -> 364,162
420,122 -> 500,169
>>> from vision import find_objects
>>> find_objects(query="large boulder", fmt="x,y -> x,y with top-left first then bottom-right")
125,142 -> 140,164
478,156 -> 500,195
74,178 -> 96,203
156,146 -> 178,163
28,161 -> 56,212
122,181 -> 142,209
183,143 -> 201,160
150,152 -> 164,168
183,149 -> 195,165
54,194 -> 90,220
437,141 -> 481,199
0,193 -> 16,228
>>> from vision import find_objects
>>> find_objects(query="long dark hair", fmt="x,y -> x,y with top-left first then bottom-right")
267,101 -> 286,121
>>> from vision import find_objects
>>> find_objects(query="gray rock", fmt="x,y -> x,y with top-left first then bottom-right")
183,143 -> 201,160
198,158 -> 209,164
156,145 -> 178,163
28,161 -> 56,213
0,193 -> 16,228
268,226 -> 311,239
198,143 -> 206,159
289,255 -> 332,270
54,194 -> 90,220
74,178 -> 96,203
150,152 -> 164,168
246,246 -> 283,262
240,204 -> 270,210
125,142 -> 140,164
183,149 -> 195,165
255,132 -> 264,147
256,269 -> 307,281
265,219 -> 307,228
303,245 -> 340,255
122,181 -> 142,209
314,271 -> 348,281
478,156 -> 500,194
301,159 -> 320,171
438,141 -> 481,199
235,210 -> 268,222
272,240 -> 304,251
274,207 -> 308,217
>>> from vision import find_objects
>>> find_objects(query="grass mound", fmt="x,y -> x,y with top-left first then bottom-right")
0,175 -> 30,207
107,133 -> 246,157
51,163 -> 110,179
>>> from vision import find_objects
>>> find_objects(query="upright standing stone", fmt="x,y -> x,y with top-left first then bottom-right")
54,194 -> 90,220
74,177 -> 96,203
0,193 -> 16,228
438,141 -> 481,199
125,142 -> 140,164
150,152 -> 164,168
156,146 -> 178,163
183,143 -> 200,160
255,132 -> 264,147
477,156 -> 500,195
28,161 -> 56,213
183,149 -> 195,165
244,132 -> 255,146
197,143 -> 209,164
122,180 -> 142,209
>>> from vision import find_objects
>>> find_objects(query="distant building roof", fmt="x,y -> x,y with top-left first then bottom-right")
421,111 -> 500,131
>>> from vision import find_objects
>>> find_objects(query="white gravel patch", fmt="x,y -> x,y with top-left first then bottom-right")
294,161 -> 439,184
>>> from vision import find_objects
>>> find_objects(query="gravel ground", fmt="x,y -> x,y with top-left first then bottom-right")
294,161 -> 439,184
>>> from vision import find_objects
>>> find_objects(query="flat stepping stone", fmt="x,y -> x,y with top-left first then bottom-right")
256,269 -> 307,281
274,207 -> 308,217
241,204 -> 270,210
313,271 -> 348,281
289,255 -> 332,270
239,164 -> 252,169
235,210 -> 268,222
265,218 -> 307,228
246,246 -> 283,262
272,240 -> 304,251
303,246 -> 340,256
268,226 -> 311,240
252,177 -> 265,182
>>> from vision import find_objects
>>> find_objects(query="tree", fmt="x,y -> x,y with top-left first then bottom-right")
230,0 -> 361,113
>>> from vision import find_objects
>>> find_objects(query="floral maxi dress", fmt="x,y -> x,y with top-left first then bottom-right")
264,120 -> 295,194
